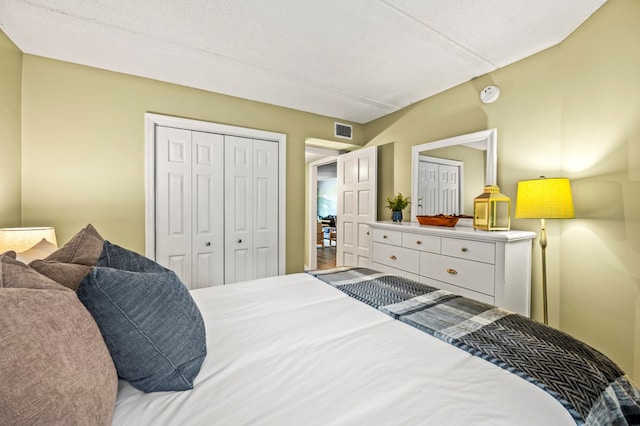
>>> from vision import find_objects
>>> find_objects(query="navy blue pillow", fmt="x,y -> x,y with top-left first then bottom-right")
97,240 -> 168,273
78,248 -> 206,393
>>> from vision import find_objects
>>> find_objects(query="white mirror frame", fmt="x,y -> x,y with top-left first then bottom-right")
410,128 -> 497,221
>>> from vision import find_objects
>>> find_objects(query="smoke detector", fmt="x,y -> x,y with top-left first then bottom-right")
480,85 -> 500,104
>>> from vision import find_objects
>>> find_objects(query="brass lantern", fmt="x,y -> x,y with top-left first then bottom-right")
473,185 -> 511,231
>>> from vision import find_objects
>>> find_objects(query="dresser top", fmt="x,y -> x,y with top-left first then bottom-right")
369,221 -> 536,243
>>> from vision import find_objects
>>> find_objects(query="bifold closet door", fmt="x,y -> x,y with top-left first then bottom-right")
438,164 -> 460,215
417,161 -> 461,215
418,161 -> 438,215
224,135 -> 278,284
155,126 -> 224,289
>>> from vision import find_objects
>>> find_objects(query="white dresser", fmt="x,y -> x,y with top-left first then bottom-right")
368,221 -> 536,317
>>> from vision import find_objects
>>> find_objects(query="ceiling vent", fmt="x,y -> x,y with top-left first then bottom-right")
334,122 -> 353,140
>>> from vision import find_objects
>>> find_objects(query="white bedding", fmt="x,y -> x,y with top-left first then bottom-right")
113,273 -> 574,425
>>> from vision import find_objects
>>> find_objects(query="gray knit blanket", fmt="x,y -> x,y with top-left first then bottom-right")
309,267 -> 640,425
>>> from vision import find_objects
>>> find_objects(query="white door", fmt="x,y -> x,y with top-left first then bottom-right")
155,126 -> 224,289
225,136 -> 278,283
418,161 -> 439,215
418,157 -> 462,216
336,147 -> 377,267
438,164 -> 460,215
191,131 -> 225,288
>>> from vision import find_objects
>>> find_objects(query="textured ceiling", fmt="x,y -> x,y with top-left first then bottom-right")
0,0 -> 606,123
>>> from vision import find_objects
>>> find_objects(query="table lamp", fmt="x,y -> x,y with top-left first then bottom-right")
515,177 -> 574,325
0,227 -> 58,253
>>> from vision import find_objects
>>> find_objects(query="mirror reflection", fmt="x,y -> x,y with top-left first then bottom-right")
410,129 -> 497,221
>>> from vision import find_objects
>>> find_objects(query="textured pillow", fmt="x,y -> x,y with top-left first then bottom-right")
15,238 -> 58,264
97,240 -> 169,273
0,253 -> 118,425
77,266 -> 207,392
30,224 -> 105,290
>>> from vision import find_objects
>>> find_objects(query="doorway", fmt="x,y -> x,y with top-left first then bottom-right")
307,154 -> 338,271
306,142 -> 378,271
316,162 -> 337,269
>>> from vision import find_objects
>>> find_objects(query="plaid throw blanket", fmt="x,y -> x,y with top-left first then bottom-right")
309,267 -> 640,426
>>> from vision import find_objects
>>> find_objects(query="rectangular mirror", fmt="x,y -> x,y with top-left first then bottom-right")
410,129 -> 497,221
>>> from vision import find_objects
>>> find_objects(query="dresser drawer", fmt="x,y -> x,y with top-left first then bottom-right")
402,232 -> 440,253
420,276 -> 495,305
372,242 -> 420,275
420,252 -> 495,296
372,228 -> 403,246
441,238 -> 495,264
372,262 -> 421,282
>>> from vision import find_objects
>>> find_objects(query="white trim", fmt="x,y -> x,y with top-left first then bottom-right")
145,113 -> 287,276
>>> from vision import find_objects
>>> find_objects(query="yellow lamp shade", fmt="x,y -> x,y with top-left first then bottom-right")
0,227 -> 58,253
515,177 -> 575,219
473,185 -> 511,231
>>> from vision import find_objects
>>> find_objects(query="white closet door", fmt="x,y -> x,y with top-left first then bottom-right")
155,126 -> 193,286
191,131 -> 224,288
438,164 -> 460,215
225,135 -> 253,283
337,146 -> 377,267
252,139 -> 279,279
156,127 -> 224,289
419,161 -> 439,215
225,136 -> 279,283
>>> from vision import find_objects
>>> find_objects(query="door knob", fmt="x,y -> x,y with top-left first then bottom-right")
205,242 -> 211,247
238,239 -> 242,243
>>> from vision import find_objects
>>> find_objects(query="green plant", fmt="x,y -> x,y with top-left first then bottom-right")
385,193 -> 411,211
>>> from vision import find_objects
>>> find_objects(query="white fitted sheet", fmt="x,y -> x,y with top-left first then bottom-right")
113,273 -> 574,425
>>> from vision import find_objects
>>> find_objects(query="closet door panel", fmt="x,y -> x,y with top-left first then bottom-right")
156,126 -> 192,286
419,161 -> 439,215
191,131 -> 224,288
252,140 -> 279,279
225,136 -> 254,283
438,164 -> 460,215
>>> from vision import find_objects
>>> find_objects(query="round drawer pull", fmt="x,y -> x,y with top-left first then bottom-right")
383,235 -> 388,239
416,240 -> 422,245
461,247 -> 468,252
390,255 -> 397,260
447,268 -> 458,275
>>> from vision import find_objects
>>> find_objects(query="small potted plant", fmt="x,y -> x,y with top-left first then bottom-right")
385,193 -> 411,222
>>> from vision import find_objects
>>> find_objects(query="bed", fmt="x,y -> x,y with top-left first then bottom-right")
113,269 -> 638,425
2,224 -> 639,425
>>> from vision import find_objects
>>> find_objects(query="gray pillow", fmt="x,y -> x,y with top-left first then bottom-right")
77,266 -> 207,392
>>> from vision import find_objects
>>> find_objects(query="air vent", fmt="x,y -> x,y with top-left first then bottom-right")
334,122 -> 353,140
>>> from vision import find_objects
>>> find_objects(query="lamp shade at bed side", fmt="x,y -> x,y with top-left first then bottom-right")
0,227 -> 57,253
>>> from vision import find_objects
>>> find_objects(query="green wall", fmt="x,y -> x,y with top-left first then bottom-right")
0,31 -> 22,227
19,55 -> 363,274
365,0 -> 640,382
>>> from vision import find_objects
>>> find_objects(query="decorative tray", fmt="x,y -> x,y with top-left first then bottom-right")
416,215 -> 465,227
